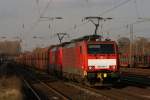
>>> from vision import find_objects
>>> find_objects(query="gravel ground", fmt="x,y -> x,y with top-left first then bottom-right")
0,62 -> 48,100
0,76 -> 22,100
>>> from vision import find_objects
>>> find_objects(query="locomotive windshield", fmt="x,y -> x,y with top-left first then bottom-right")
88,44 -> 115,54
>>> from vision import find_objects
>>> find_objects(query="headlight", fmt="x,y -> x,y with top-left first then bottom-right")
89,66 -> 95,70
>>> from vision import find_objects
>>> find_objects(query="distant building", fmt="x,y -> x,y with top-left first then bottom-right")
0,40 -> 21,56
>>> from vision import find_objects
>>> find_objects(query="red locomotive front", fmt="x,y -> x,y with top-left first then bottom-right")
86,41 -> 120,85
62,36 -> 120,85
87,42 -> 118,71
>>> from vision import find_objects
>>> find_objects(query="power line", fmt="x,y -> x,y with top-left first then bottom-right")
64,0 -> 132,36
106,18 -> 150,37
134,0 -> 140,18
35,0 -> 41,17
20,0 -> 52,51
98,0 -> 132,16
23,0 -> 52,35
90,0 -> 150,35
64,21 -> 88,33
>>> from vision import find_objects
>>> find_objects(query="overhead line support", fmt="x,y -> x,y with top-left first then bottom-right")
84,16 -> 112,36
56,33 -> 68,43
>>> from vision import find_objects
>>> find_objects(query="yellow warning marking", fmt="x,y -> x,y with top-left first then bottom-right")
97,73 -> 103,80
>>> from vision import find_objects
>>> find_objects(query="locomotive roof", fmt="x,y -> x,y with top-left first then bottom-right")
47,42 -> 71,50
70,35 -> 115,43
58,42 -> 71,47
47,35 -> 116,49
71,35 -> 102,42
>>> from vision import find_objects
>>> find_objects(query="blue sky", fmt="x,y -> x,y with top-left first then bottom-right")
0,0 -> 150,51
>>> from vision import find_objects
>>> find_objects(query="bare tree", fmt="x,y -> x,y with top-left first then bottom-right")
117,37 -> 130,54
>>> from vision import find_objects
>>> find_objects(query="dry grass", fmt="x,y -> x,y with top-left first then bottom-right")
0,76 -> 23,100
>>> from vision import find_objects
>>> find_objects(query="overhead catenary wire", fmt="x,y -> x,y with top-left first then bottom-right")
35,0 -> 41,17
108,17 -> 150,32
87,0 -> 150,38
64,0 -> 132,36
134,0 -> 140,18
104,0 -> 150,35
23,0 -> 52,35
138,0 -> 145,18
25,0 -> 132,41
99,0 -> 150,36
98,0 -> 132,16
29,1 -> 147,40
21,0 -> 52,51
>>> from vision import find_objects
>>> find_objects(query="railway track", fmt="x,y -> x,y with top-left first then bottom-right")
34,80 -> 71,100
6,62 -> 150,100
32,69 -> 150,100
13,66 -> 48,100
36,74 -> 107,100
23,79 -> 42,100
12,64 -> 70,100
36,74 -> 150,100
65,82 -> 150,100
23,77 -> 70,100
120,68 -> 150,76
66,83 -> 150,100
0,62 -> 47,100
120,68 -> 150,86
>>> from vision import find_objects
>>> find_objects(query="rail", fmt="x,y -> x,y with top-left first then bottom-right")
38,80 -> 71,100
65,81 -> 149,100
23,79 -> 42,100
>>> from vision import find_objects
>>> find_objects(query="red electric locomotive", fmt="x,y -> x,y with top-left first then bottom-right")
50,35 -> 120,85
48,43 -> 70,77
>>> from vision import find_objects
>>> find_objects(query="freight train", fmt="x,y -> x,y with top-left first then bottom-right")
16,35 -> 120,86
119,54 -> 150,68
